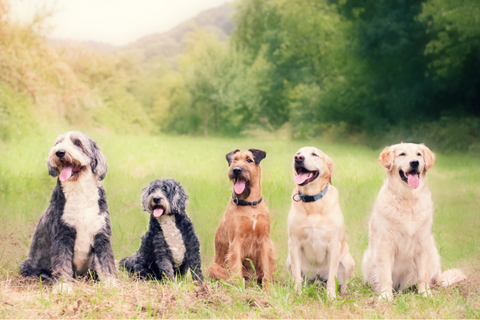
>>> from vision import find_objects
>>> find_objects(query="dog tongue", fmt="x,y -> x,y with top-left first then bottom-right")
59,165 -> 73,182
234,180 -> 246,194
153,208 -> 164,217
294,172 -> 310,185
407,173 -> 420,189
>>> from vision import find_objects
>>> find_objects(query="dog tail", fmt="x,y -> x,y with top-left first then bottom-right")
434,268 -> 467,287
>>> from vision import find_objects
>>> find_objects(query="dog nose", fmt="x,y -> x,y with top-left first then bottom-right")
56,150 -> 66,158
410,160 -> 419,168
153,197 -> 161,204
295,155 -> 304,163
233,167 -> 242,175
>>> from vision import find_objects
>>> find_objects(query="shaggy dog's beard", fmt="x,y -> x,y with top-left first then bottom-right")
50,156 -> 85,182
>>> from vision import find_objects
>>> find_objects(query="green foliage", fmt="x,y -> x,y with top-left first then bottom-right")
0,0 -> 152,140
227,0 -> 480,149
2,0 -> 479,149
0,83 -> 36,140
234,0 -> 351,130
151,30 -> 265,136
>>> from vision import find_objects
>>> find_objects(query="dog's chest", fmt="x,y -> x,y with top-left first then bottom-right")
158,215 -> 186,268
61,179 -> 106,272
389,198 -> 432,233
300,226 -> 329,263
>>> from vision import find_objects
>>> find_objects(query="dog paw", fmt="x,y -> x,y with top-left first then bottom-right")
293,282 -> 302,293
327,288 -> 337,300
378,291 -> 393,302
192,280 -> 203,286
52,282 -> 73,295
103,277 -> 119,288
419,288 -> 432,298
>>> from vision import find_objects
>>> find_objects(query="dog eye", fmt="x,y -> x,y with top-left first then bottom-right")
150,188 -> 155,193
399,153 -> 406,156
246,158 -> 253,163
74,140 -> 81,147
312,153 -> 319,157
417,153 -> 422,156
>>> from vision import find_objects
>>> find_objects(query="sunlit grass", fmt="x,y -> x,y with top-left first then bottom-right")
0,131 -> 479,318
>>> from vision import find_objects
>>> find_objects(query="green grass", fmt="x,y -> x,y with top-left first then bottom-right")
0,131 -> 479,318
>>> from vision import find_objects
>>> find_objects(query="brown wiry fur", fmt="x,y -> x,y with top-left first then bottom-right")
208,150 -> 275,285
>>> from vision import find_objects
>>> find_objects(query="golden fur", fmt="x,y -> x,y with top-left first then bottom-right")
362,143 -> 466,301
286,147 -> 355,299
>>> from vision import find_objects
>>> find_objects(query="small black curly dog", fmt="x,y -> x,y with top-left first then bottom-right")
119,179 -> 203,281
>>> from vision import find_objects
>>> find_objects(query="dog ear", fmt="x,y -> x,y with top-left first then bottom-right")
249,149 -> 267,164
226,149 -> 240,166
141,187 -> 149,212
90,140 -> 108,180
48,162 -> 60,177
325,155 -> 334,185
421,144 -> 436,171
171,181 -> 189,213
378,146 -> 394,171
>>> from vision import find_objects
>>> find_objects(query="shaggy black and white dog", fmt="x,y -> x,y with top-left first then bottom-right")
19,131 -> 116,293
119,179 -> 203,282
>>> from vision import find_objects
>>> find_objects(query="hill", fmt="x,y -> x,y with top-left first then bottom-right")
122,2 -> 234,62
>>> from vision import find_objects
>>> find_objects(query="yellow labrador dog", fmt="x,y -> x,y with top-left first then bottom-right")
362,143 -> 466,301
286,147 -> 355,299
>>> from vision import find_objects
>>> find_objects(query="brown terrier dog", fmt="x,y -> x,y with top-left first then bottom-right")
208,149 -> 275,285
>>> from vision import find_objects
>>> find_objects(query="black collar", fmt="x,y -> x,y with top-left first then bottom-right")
232,193 -> 263,207
293,184 -> 329,203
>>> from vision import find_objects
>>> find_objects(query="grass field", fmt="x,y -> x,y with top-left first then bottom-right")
0,131 -> 479,318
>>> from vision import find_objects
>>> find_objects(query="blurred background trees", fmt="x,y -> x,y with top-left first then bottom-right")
1,0 -> 479,151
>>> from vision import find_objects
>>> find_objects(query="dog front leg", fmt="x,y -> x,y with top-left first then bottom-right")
338,252 -> 355,294
259,238 -> 274,287
156,258 -> 174,280
288,238 -> 303,291
416,240 -> 432,297
185,246 -> 204,282
50,227 -> 76,294
152,233 -> 174,280
180,219 -> 204,282
326,240 -> 341,300
225,238 -> 244,279
376,241 -> 394,301
93,231 -> 117,287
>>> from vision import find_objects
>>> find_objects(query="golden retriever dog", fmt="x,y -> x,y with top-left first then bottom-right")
362,143 -> 466,301
208,149 -> 275,285
286,146 -> 355,299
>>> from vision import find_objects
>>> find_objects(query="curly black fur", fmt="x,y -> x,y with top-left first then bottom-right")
119,179 -> 203,282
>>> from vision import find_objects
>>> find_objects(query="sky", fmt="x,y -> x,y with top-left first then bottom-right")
9,0 -> 233,46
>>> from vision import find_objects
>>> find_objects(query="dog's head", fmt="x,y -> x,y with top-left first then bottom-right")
293,146 -> 334,189
47,131 -> 107,182
141,179 -> 188,218
226,149 -> 266,199
379,143 -> 435,190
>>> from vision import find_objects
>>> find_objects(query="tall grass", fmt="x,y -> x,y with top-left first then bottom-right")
0,131 -> 479,318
